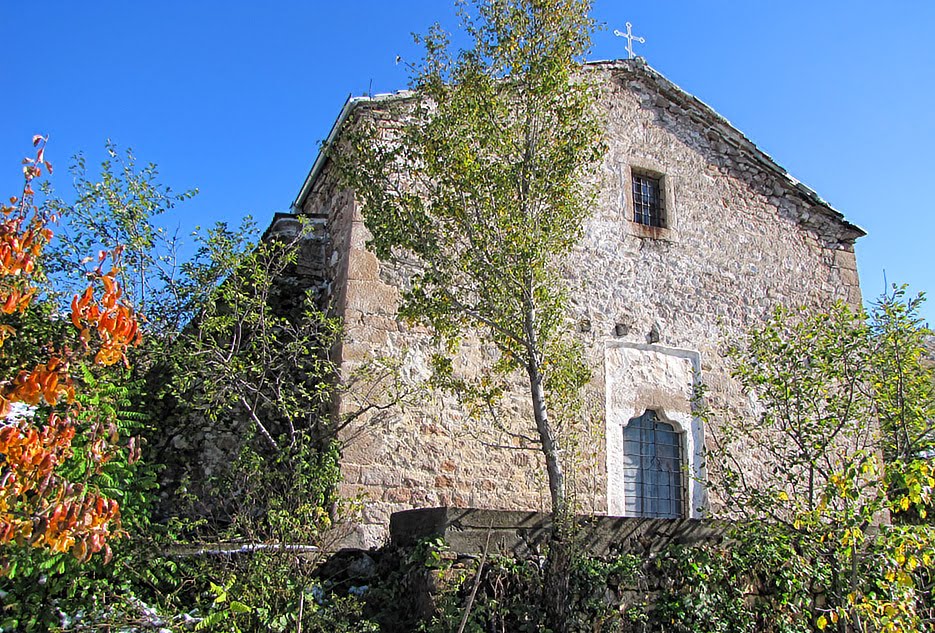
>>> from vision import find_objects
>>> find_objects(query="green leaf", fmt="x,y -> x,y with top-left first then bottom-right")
229,600 -> 253,614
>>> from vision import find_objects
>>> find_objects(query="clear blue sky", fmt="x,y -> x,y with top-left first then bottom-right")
1,1 -> 932,322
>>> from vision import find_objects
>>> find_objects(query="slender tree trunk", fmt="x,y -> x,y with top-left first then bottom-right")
523,298 -> 566,517
524,306 -> 572,632
526,357 -> 565,516
529,359 -> 573,633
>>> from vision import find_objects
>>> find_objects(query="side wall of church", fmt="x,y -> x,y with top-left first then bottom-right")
301,63 -> 862,548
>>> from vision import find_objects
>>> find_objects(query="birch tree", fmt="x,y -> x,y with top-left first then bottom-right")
340,0 -> 603,516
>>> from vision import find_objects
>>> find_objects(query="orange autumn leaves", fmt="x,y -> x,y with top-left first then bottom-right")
0,136 -> 53,317
0,137 -> 142,564
0,414 -> 118,558
1,357 -> 75,412
71,250 -> 142,367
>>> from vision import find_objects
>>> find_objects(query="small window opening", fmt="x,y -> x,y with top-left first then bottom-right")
632,173 -> 665,228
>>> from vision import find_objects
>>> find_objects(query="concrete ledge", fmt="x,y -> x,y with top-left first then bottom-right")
390,507 -> 727,557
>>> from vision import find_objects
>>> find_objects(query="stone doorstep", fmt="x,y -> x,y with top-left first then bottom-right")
389,507 -> 727,557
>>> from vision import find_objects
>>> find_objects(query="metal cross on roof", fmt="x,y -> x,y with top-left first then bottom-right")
613,22 -> 645,59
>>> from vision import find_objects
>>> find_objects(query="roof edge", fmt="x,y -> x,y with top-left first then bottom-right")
291,90 -> 413,213
291,60 -> 866,241
596,58 -> 866,240
291,94 -> 357,213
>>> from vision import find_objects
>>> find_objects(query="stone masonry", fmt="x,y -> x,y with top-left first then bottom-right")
284,58 -> 865,548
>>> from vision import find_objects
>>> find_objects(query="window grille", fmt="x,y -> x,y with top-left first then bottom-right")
622,410 -> 684,518
632,173 -> 665,228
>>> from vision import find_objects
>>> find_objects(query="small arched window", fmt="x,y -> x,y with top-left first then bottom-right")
622,410 -> 684,518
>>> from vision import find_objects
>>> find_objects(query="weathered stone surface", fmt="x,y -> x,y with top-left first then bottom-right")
292,58 -> 865,548
390,507 -> 727,557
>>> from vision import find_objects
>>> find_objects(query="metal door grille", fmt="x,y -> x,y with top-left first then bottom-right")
622,410 -> 684,518
632,173 -> 665,228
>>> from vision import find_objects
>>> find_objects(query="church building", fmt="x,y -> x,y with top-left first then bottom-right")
277,58 -> 865,548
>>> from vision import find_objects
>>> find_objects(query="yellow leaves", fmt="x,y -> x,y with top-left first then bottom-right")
1,489 -> 121,562
896,570 -> 914,587
0,413 -> 76,500
0,141 -> 55,314
0,287 -> 35,315
828,472 -> 853,497
0,324 -> 15,348
816,614 -> 828,630
0,434 -> 123,561
838,527 -> 862,548
839,528 -> 850,547
777,490 -> 789,501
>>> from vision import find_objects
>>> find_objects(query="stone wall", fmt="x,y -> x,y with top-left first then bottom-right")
297,59 -> 863,548
389,507 -> 726,558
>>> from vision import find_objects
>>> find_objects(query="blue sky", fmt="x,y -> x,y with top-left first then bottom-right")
1,1 -> 932,322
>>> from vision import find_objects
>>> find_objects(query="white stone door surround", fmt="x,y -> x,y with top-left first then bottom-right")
604,341 -> 706,518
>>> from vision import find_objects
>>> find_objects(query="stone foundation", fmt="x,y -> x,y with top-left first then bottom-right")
389,507 -> 726,557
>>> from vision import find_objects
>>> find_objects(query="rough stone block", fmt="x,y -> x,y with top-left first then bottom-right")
343,280 -> 400,314
384,487 -> 413,503
389,507 -> 727,557
347,248 -> 381,281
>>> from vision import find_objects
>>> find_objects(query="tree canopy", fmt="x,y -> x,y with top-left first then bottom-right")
339,0 -> 604,515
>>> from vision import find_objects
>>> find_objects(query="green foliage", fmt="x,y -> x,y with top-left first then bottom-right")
155,217 -> 346,544
135,214 -> 351,630
338,0 -> 603,514
870,288 -> 935,464
160,540 -> 379,633
359,533 -> 921,633
46,142 -> 197,324
0,369 -> 157,632
709,289 -> 935,631
63,367 -> 156,524
652,533 -> 813,633
376,538 -> 640,633
0,300 -> 69,377
169,220 -> 341,455
0,141 -> 352,631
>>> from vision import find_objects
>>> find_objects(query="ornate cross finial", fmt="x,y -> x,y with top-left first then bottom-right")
613,22 -> 645,60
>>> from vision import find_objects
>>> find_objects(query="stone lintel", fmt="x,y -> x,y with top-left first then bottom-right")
390,507 -> 726,557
